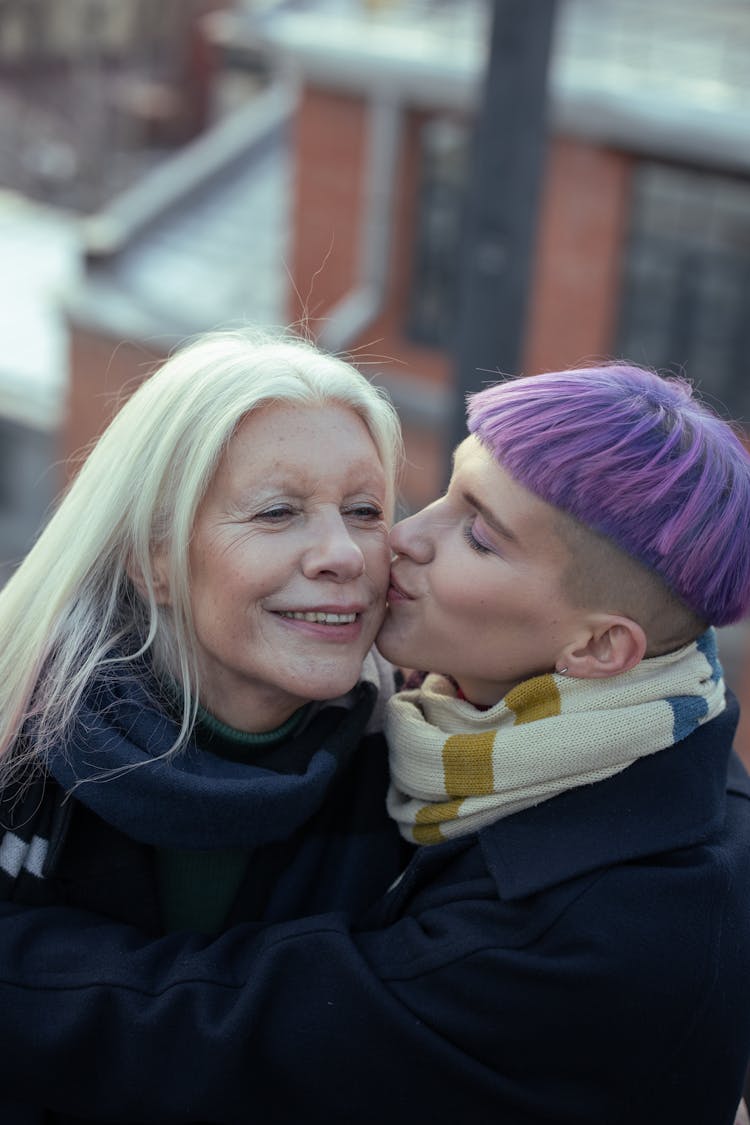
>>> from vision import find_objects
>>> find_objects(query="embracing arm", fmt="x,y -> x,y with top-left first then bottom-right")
1,851 -> 749,1125
0,898 -> 500,1125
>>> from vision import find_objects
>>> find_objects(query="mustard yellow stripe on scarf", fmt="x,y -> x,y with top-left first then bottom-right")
385,631 -> 725,844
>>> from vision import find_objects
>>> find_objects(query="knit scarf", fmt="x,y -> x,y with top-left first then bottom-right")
385,630 -> 725,844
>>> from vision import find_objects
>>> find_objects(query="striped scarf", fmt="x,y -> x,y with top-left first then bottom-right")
385,630 -> 725,845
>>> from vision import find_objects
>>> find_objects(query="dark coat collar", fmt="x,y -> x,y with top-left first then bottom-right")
480,693 -> 746,900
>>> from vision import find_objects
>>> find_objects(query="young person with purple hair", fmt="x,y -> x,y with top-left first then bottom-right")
0,362 -> 749,1125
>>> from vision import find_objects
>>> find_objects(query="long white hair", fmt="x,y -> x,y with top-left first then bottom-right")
0,328 -> 403,780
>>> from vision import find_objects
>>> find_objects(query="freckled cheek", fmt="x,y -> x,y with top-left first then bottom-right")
195,558 -> 257,623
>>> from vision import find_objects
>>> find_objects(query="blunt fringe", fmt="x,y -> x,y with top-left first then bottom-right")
0,327 -> 403,779
467,362 -> 750,627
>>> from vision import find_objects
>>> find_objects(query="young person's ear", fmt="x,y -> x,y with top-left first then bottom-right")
127,551 -> 172,607
559,615 -> 647,680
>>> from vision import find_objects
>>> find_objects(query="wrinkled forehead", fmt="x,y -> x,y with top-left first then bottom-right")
205,401 -> 389,506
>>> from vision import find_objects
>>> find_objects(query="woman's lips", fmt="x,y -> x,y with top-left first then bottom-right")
387,574 -> 412,603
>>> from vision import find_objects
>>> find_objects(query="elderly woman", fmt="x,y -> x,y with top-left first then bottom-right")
0,328 -> 406,950
2,362 -> 750,1125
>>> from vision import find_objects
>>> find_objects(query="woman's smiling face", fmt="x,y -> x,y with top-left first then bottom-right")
184,402 -> 391,731
377,436 -> 586,706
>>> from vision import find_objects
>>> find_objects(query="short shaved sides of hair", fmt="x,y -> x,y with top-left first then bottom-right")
550,509 -> 706,657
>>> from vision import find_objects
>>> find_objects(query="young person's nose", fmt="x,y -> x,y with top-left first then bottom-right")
389,506 -> 436,564
302,511 -> 366,580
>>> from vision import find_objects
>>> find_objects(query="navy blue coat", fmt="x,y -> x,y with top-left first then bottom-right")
0,698 -> 749,1124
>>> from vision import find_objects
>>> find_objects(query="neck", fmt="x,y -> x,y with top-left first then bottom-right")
455,684 -> 492,711
197,682 -> 308,734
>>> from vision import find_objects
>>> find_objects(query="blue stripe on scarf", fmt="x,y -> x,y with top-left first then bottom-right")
666,693 -> 709,743
666,630 -> 721,742
697,629 -> 723,683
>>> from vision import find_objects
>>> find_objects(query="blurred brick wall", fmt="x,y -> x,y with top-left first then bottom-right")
523,139 -> 634,375
288,89 -> 451,382
289,87 -> 366,327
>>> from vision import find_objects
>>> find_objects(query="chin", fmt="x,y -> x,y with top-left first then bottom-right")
376,623 -> 413,665
302,667 -> 364,702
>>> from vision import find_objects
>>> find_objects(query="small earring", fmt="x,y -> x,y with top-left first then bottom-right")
557,666 -> 568,676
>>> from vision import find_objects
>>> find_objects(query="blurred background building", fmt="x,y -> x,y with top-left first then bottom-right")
1,0 -> 749,753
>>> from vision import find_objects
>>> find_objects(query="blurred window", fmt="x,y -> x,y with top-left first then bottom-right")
616,163 -> 750,424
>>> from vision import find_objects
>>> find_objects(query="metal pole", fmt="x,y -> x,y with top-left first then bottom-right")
447,0 -> 558,468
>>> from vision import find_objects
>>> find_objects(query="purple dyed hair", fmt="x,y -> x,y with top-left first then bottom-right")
466,363 -> 750,627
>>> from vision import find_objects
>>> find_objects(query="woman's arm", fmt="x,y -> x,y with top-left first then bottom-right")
2,846 -> 749,1125
0,898 -> 495,1125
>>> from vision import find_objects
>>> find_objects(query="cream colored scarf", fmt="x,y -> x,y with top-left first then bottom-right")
385,631 -> 725,844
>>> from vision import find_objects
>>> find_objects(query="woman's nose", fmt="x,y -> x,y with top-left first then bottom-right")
389,506 -> 436,563
302,513 -> 366,580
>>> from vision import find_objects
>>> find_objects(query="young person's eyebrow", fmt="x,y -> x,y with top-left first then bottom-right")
462,490 -> 519,545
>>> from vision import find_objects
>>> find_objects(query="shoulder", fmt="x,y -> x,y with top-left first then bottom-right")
359,818 -> 750,1117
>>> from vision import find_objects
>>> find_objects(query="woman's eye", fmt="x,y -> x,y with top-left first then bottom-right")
256,506 -> 294,522
462,521 -> 492,554
345,504 -> 384,522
